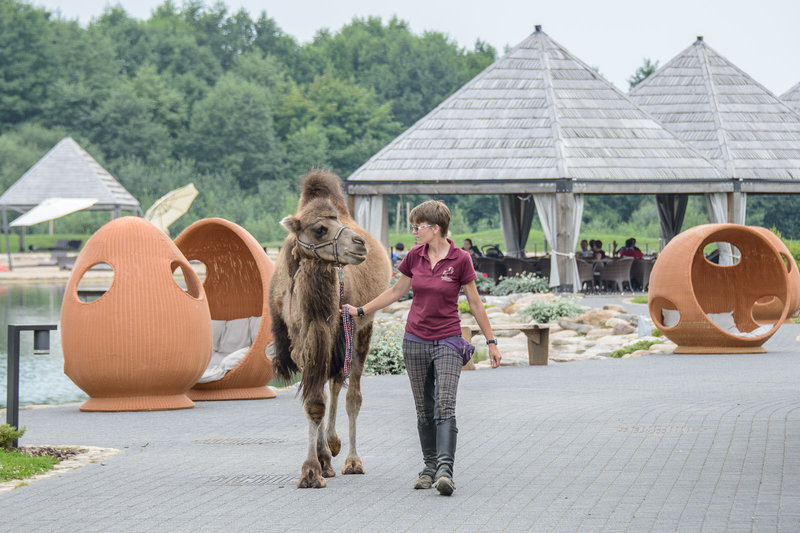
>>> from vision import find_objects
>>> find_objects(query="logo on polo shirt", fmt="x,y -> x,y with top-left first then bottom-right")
441,266 -> 455,282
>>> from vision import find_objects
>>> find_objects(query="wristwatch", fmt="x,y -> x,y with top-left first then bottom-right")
357,307 -> 365,318
486,339 -> 497,345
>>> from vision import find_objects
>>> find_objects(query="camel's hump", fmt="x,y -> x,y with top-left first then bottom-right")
299,169 -> 349,217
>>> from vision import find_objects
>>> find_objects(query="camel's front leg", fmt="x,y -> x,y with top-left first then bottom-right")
342,373 -> 365,475
325,379 -> 343,457
299,393 -> 328,488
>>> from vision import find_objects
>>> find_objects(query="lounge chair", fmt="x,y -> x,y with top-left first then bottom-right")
175,218 -> 276,401
648,224 -> 790,353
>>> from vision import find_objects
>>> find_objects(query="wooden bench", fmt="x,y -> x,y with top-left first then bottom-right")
461,323 -> 551,366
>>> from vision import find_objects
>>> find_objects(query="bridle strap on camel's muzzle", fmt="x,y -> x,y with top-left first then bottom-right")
295,225 -> 348,264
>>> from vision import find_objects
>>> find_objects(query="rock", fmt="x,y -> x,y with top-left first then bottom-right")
489,313 -> 516,325
585,328 -> 615,339
552,336 -> 579,346
615,313 -> 638,322
648,343 -> 675,354
485,307 -> 506,315
574,309 -> 617,326
576,324 -> 594,335
603,304 -> 627,313
558,319 -> 584,332
605,317 -> 630,328
612,323 -> 636,335
551,329 -> 579,338
622,349 -> 649,358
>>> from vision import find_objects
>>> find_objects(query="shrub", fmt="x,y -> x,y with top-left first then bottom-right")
365,322 -> 406,375
517,300 -> 585,324
458,299 -> 494,314
0,425 -> 25,451
490,273 -> 550,296
609,339 -> 664,358
474,273 -> 496,293
651,328 -> 663,337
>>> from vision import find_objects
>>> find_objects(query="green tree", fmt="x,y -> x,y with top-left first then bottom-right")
628,58 -> 659,90
183,74 -> 284,190
285,73 -> 402,176
0,0 -> 53,130
298,16 -> 495,127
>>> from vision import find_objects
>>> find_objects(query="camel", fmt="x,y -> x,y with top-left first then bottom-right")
270,169 -> 392,488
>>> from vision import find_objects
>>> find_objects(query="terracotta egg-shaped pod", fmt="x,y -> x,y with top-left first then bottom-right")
750,227 -> 800,323
174,218 -> 276,401
61,216 -> 212,411
648,223 -> 790,354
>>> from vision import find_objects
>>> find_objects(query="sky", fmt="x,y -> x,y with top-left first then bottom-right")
30,0 -> 800,95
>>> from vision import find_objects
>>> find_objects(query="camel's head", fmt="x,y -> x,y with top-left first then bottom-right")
282,199 -> 367,265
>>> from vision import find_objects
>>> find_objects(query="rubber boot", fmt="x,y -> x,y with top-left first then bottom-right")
413,419 -> 438,489
434,418 -> 458,495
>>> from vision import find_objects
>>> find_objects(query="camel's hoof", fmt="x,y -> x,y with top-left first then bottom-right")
328,436 -> 341,457
298,461 -> 327,488
342,457 -> 365,475
297,475 -> 327,488
321,464 -> 336,478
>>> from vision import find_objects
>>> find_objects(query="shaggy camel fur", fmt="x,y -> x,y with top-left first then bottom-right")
270,170 -> 391,488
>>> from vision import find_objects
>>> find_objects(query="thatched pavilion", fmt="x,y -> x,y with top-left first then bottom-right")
629,37 -> 800,262
0,137 -> 141,268
346,26 -> 726,290
782,82 -> 800,113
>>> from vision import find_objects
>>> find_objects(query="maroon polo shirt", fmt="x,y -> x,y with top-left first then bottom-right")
397,238 -> 477,340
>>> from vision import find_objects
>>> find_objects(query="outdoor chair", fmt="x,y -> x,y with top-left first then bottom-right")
750,226 -> 800,323
576,259 -> 595,292
630,258 -> 654,291
175,217 -> 276,401
503,257 -> 538,277
533,256 -> 551,280
475,256 -> 506,282
599,258 -> 633,292
648,224 -> 790,353
61,217 -> 213,411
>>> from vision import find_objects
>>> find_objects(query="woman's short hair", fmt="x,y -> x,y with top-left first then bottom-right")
409,200 -> 450,236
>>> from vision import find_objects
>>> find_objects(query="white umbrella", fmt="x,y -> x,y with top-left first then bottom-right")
144,183 -> 199,233
9,197 -> 98,227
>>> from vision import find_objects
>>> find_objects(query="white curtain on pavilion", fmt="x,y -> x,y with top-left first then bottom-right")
705,193 -> 747,265
354,195 -> 389,247
534,193 -> 583,291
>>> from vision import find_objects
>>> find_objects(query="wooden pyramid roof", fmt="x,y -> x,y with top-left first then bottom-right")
781,81 -> 800,114
347,27 -> 724,195
0,137 -> 140,212
629,38 -> 800,188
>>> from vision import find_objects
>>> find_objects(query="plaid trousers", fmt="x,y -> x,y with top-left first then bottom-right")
402,338 -> 462,423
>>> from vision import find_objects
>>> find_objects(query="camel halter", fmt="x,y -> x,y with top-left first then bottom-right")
295,225 -> 348,264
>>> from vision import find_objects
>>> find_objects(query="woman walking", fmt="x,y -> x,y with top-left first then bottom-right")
343,200 -> 502,495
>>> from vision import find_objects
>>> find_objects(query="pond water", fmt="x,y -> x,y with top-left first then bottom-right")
0,283 -> 88,409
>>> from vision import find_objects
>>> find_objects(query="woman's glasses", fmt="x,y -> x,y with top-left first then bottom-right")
412,224 -> 433,232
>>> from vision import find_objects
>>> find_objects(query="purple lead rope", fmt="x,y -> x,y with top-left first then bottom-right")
339,266 -> 355,380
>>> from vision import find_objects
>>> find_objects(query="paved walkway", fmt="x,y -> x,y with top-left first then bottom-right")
2,318 -> 800,531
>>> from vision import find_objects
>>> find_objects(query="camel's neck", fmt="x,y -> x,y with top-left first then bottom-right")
294,259 -> 340,322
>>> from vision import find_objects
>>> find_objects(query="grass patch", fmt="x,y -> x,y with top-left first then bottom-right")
0,449 -> 59,482
608,339 -> 664,358
630,296 -> 648,304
